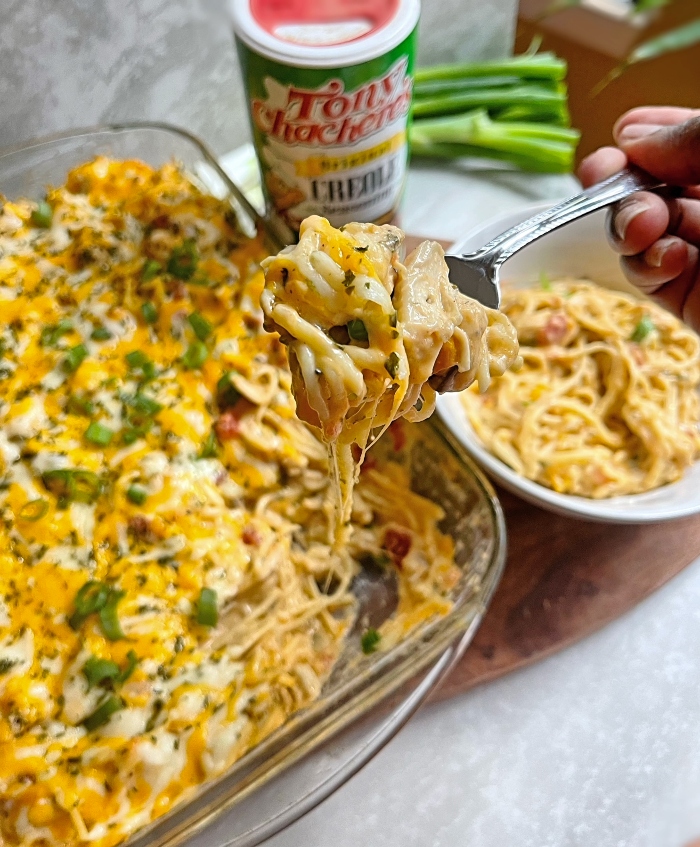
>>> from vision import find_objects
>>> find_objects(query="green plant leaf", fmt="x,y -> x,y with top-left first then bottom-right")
630,17 -> 700,62
593,18 -> 700,94
540,0 -> 670,18
633,0 -> 672,11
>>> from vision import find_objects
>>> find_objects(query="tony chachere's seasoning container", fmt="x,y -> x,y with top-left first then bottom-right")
231,0 -> 419,238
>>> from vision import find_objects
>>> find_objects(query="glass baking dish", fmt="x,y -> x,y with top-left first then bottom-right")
0,124 -> 507,847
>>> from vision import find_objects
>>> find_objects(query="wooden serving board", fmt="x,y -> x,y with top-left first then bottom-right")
433,487 -> 700,701
399,235 -> 700,701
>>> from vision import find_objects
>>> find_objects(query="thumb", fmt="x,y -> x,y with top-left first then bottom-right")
616,115 -> 700,185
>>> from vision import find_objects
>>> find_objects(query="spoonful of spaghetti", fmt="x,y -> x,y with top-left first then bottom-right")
260,215 -> 520,533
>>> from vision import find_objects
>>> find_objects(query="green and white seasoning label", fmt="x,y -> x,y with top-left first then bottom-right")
233,8 -> 418,235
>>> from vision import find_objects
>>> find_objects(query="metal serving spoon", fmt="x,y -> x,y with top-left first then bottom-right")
444,167 -> 663,309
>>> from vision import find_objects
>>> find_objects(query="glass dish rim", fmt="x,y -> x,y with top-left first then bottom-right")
0,121 -> 290,251
0,122 -> 508,847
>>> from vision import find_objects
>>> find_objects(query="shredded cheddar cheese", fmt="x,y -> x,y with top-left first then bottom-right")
0,159 -> 461,847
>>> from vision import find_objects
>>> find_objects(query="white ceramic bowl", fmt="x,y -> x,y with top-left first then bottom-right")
437,203 -> 700,523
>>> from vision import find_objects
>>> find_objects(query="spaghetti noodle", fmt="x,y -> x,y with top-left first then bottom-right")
461,279 -> 700,498
261,215 -> 520,526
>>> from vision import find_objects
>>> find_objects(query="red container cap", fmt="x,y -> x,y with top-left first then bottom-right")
250,0 -> 400,46
230,0 -> 419,68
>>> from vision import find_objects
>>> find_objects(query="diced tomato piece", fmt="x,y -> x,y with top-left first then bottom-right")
215,411 -> 242,441
360,455 -> 377,474
151,214 -> 171,229
242,525 -> 262,546
536,313 -> 569,346
389,420 -> 406,452
352,442 -> 377,474
128,515 -> 154,541
383,528 -> 411,566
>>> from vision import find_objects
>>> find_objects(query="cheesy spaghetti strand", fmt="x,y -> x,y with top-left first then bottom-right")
261,215 -> 520,530
0,160 -> 462,847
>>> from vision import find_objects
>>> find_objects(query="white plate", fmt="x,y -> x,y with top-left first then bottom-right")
437,203 -> 700,523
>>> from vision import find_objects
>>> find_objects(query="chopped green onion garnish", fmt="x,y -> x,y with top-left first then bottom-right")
82,650 -> 138,691
99,589 -> 126,641
69,580 -> 110,630
30,201 -> 53,228
126,350 -> 148,368
141,302 -> 158,324
83,656 -> 121,688
167,239 -> 199,280
539,272 -> 553,291
142,259 -> 162,281
183,340 -> 208,369
196,587 -> 218,627
63,343 -> 88,373
85,421 -> 114,447
127,485 -> 147,506
125,350 -> 156,381
82,695 -> 123,731
17,498 -> 49,522
186,273 -> 213,288
384,352 -> 400,379
361,628 -> 381,654
347,319 -> 368,342
91,326 -> 112,341
198,430 -> 218,459
216,371 -> 241,409
129,393 -> 162,416
631,315 -> 655,343
119,649 -> 138,683
0,658 -> 17,675
122,395 -> 159,443
122,428 -> 141,445
67,394 -> 95,416
41,320 -> 73,347
188,312 -> 212,341
42,468 -> 103,508
344,270 -> 356,287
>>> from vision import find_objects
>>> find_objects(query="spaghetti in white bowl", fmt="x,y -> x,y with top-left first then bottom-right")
438,203 -> 700,523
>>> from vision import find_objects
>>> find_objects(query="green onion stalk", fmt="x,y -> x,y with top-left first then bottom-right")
410,109 -> 580,173
410,50 -> 580,173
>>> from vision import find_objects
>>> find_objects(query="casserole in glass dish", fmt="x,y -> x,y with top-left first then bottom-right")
0,124 -> 506,847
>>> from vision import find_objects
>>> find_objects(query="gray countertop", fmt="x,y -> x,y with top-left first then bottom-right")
264,555 -> 700,847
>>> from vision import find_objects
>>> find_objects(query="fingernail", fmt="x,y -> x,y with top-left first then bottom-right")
614,200 -> 649,241
618,123 -> 664,143
645,237 -> 673,268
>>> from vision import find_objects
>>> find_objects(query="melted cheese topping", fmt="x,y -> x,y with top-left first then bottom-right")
0,161 -> 461,847
261,215 -> 520,527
